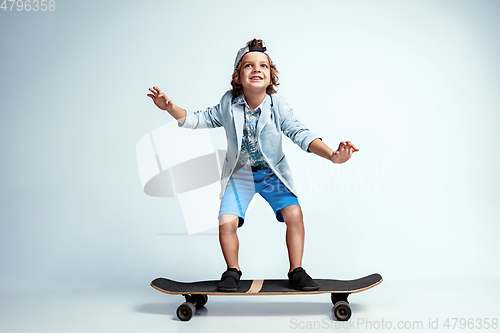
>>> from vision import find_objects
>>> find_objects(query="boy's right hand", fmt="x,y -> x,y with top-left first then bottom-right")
147,86 -> 173,112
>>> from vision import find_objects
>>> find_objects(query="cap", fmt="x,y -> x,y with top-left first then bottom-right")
234,45 -> 268,70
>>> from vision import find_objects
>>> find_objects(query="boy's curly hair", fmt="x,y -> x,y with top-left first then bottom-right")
231,39 -> 279,98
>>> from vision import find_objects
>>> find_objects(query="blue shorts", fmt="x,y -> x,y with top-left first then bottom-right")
218,165 -> 300,227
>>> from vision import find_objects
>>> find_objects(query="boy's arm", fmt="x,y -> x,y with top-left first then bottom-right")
308,138 -> 359,164
167,104 -> 188,124
147,86 -> 187,123
148,86 -> 226,129
307,138 -> 333,158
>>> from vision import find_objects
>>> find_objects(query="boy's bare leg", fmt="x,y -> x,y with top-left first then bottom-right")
279,205 -> 305,273
218,214 -> 241,271
281,204 -> 319,291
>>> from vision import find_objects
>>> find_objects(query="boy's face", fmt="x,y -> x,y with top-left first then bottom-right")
237,52 -> 271,94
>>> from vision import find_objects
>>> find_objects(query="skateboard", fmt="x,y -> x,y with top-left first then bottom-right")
151,273 -> 382,321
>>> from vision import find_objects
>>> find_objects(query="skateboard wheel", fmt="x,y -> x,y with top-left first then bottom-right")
333,301 -> 351,321
190,294 -> 208,309
196,294 -> 208,309
177,302 -> 196,321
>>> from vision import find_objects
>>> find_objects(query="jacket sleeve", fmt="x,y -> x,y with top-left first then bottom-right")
178,105 -> 223,129
277,96 -> 321,152
178,91 -> 232,129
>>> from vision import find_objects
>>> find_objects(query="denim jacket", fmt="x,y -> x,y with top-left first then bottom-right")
179,91 -> 320,198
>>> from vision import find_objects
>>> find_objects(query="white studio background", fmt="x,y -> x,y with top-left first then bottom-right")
1,0 -> 499,296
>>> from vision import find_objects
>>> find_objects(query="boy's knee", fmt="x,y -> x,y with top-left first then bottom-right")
281,205 -> 303,225
219,214 -> 239,233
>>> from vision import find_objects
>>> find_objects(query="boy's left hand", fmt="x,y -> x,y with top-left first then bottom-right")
330,141 -> 359,164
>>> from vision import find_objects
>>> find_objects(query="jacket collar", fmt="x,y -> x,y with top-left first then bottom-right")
256,94 -> 272,137
232,93 -> 271,110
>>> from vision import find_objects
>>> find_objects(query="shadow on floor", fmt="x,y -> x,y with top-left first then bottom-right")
136,300 -> 367,321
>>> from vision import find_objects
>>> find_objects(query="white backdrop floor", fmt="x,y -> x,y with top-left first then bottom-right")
1,279 -> 499,333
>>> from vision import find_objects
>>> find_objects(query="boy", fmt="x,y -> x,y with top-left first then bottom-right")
147,39 -> 358,291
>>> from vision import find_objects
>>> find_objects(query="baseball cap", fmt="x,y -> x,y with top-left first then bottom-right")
234,45 -> 269,70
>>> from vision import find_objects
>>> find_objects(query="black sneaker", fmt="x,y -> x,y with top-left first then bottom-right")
217,268 -> 242,292
288,267 -> 320,291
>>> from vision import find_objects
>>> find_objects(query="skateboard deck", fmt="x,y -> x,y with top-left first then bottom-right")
151,273 -> 382,321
